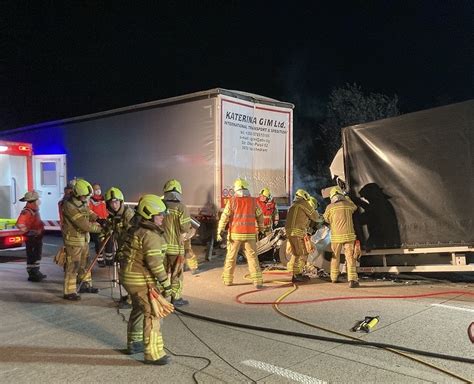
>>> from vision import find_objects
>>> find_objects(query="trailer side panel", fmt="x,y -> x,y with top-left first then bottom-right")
343,100 -> 474,248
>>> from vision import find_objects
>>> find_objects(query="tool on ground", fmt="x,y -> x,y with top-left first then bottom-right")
351,316 -> 380,333
468,322 -> 474,343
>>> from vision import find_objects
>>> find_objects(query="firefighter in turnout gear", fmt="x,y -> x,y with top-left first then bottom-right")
217,178 -> 265,288
104,187 -> 135,306
120,194 -> 173,365
285,189 -> 319,282
162,179 -> 192,307
89,183 -> 109,266
61,179 -> 103,300
104,187 -> 135,259
323,186 -> 359,288
256,187 -> 280,236
16,190 -> 46,282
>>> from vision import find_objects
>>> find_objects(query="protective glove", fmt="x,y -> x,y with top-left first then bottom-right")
96,218 -> 108,228
216,232 -> 223,242
162,285 -> 172,298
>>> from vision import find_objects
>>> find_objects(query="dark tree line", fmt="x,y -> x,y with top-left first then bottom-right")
294,83 -> 400,195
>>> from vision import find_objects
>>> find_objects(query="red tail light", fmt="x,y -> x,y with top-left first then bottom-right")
2,235 -> 24,247
6,236 -> 24,244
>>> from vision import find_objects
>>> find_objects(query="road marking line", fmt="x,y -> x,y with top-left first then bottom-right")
242,359 -> 327,384
43,243 -> 60,247
0,368 -> 19,375
431,303 -> 474,313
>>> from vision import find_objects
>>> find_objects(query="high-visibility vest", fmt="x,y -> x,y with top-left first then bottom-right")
229,196 -> 257,234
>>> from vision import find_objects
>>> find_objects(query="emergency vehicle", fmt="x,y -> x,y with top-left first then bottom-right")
0,140 -> 66,232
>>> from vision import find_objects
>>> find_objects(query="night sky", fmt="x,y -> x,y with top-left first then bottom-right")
1,1 -> 473,131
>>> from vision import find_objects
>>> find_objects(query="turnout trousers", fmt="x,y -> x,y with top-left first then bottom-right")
330,242 -> 357,282
125,285 -> 166,362
25,235 -> 43,273
222,239 -> 262,286
286,236 -> 307,276
165,253 -> 185,300
63,244 -> 92,295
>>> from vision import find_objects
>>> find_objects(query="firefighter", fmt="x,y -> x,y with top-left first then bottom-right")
323,186 -> 359,288
88,183 -> 109,266
16,190 -> 46,282
217,178 -> 265,288
256,187 -> 280,236
61,179 -> 103,300
285,189 -> 319,282
58,184 -> 73,225
104,187 -> 135,306
120,194 -> 173,365
162,179 -> 192,307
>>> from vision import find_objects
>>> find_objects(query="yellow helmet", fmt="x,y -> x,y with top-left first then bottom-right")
329,186 -> 344,200
260,187 -> 271,199
295,188 -> 310,201
309,196 -> 318,209
163,179 -> 182,194
73,179 -> 93,197
105,187 -> 124,202
234,178 -> 249,191
136,194 -> 167,219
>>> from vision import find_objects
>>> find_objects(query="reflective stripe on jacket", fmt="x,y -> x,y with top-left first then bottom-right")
120,220 -> 170,288
323,197 -> 357,243
16,203 -> 44,235
162,200 -> 191,255
218,196 -> 264,241
61,197 -> 102,246
107,204 -> 135,252
285,198 -> 319,238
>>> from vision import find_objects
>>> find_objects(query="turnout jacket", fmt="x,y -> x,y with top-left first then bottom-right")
323,197 -> 357,243
61,197 -> 102,246
120,219 -> 170,289
285,197 -> 319,238
162,200 -> 191,255
105,204 -> 135,252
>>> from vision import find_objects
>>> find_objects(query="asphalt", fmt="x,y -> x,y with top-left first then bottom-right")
0,235 -> 473,384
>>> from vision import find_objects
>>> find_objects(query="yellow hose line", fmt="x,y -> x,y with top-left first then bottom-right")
272,284 -> 471,384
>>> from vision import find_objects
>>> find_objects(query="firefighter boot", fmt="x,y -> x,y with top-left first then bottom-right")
127,341 -> 144,355
144,355 -> 171,365
63,293 -> 81,301
292,274 -> 307,283
172,297 -> 189,307
78,282 -> 99,293
28,269 -> 45,282
349,280 -> 360,288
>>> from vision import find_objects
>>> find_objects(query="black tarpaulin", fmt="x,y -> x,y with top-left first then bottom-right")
343,100 -> 473,249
